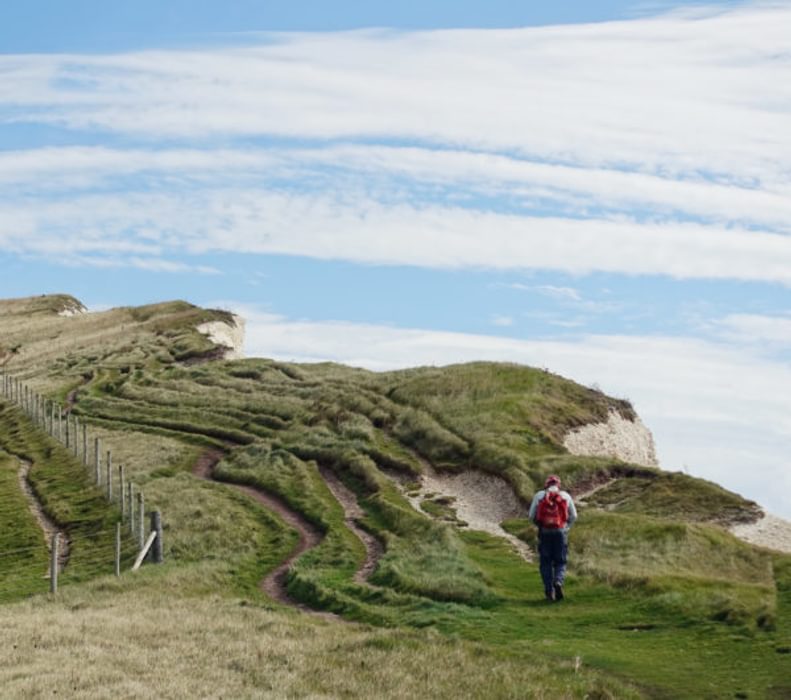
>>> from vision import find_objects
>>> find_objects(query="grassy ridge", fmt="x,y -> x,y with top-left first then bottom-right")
0,294 -> 784,697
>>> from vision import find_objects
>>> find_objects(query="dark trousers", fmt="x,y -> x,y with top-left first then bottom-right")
538,529 -> 568,594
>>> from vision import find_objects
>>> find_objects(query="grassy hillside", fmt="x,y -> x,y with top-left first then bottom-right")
1,294 -> 787,698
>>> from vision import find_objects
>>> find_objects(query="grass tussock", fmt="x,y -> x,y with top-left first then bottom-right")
504,509 -> 776,630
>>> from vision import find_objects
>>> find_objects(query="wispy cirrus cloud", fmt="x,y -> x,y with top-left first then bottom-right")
1,3 -> 790,283
3,145 -> 791,232
1,188 -> 790,282
713,313 -> 791,350
2,5 -> 790,177
490,314 -> 515,327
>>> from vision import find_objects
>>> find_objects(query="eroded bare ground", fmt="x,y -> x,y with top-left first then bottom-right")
192,450 -> 335,617
386,455 -> 534,562
318,465 -> 383,585
64,372 -> 92,414
17,459 -> 70,572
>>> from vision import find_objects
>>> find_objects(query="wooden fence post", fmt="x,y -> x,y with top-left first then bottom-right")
128,482 -> 135,535
72,417 -> 79,457
119,465 -> 125,517
137,491 -> 145,550
50,533 -> 59,594
82,424 -> 87,466
106,459 -> 112,501
150,510 -> 163,564
94,438 -> 101,485
115,522 -> 121,577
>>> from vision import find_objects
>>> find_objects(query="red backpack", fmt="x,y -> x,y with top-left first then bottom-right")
536,490 -> 569,529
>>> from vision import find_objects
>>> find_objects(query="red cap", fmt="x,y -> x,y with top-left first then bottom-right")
545,474 -> 561,487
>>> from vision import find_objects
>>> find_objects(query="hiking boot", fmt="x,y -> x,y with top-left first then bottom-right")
553,583 -> 564,601
545,589 -> 555,602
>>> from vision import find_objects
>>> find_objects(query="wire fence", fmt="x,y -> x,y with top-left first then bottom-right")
0,369 -> 164,599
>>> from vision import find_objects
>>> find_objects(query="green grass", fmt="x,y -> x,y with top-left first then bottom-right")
583,471 -> 762,523
0,562 -> 642,699
437,531 -> 790,699
0,449 -> 50,600
0,404 -> 138,593
1,293 -> 785,698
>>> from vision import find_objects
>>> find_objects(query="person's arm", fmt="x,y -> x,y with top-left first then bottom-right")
528,491 -> 543,523
565,494 -> 578,527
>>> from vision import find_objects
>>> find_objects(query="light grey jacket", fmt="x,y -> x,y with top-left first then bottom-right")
528,486 -> 577,532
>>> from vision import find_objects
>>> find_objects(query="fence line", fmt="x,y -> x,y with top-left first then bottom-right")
0,368 -> 164,595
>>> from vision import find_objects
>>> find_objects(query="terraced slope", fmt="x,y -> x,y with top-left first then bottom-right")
1,294 -> 787,698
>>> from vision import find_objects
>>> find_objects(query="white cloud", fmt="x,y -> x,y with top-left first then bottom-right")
222,303 -> 791,518
491,315 -> 515,327
533,286 -> 582,302
2,189 -> 790,282
3,145 -> 791,234
1,5 -> 790,284
714,313 -> 791,348
3,5 -> 791,182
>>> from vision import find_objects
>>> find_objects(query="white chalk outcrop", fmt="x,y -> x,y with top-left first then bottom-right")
197,315 -> 246,360
57,299 -> 87,317
563,409 -> 658,467
730,513 -> 791,554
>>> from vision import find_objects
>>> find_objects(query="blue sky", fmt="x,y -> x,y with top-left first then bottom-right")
0,1 -> 720,51
1,1 -> 790,516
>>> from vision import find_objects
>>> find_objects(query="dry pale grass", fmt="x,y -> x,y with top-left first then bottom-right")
0,571 -> 633,700
87,425 -> 197,482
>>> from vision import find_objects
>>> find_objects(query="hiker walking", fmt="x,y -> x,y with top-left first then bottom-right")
529,474 -> 577,602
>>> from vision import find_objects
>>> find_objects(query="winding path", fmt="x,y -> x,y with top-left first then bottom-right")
193,450 -> 384,615
63,372 -> 92,414
17,458 -> 70,572
192,450 -> 322,608
318,465 -> 383,585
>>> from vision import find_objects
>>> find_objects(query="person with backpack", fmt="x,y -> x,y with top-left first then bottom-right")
529,474 -> 577,602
